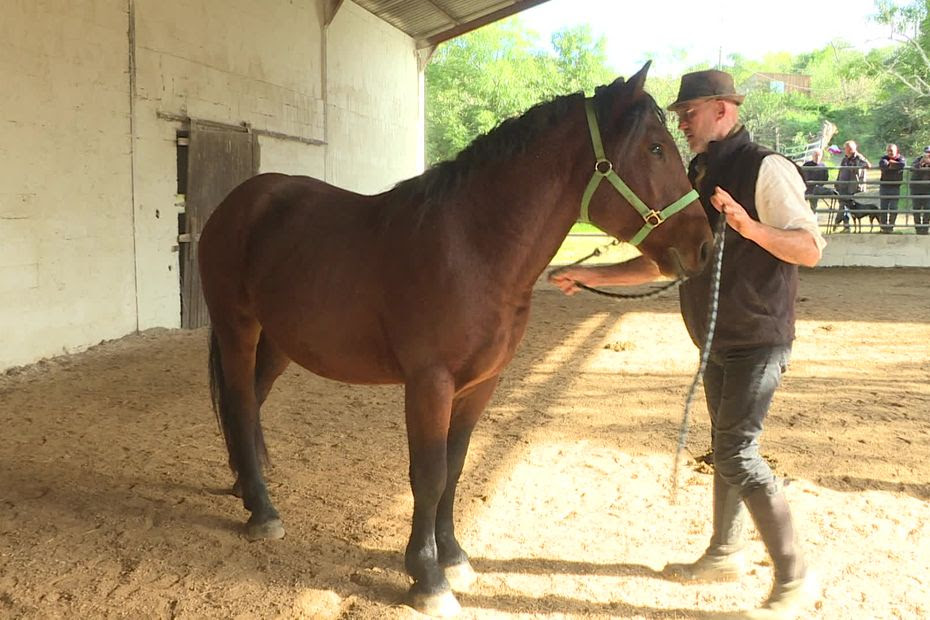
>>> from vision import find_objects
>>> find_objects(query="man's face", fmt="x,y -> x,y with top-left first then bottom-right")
676,99 -> 719,154
887,145 -> 898,157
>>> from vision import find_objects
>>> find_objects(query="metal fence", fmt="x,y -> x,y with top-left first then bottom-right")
804,165 -> 930,235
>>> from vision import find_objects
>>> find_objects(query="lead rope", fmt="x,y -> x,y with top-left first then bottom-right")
566,240 -> 686,301
566,216 -> 727,501
670,214 -> 727,504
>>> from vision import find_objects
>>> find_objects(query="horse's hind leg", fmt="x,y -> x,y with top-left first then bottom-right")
436,376 -> 499,593
210,322 -> 285,541
230,331 -> 291,499
403,368 -> 460,617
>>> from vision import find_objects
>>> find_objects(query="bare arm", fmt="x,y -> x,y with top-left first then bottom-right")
742,223 -> 822,267
711,187 -> 822,268
548,255 -> 661,295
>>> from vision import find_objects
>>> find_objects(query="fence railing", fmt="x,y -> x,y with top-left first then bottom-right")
561,165 -> 930,259
804,165 -> 930,235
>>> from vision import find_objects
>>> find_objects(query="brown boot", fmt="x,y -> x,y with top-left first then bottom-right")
739,483 -> 818,619
664,472 -> 746,582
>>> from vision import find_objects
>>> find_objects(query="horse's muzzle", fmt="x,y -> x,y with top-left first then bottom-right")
667,239 -> 712,278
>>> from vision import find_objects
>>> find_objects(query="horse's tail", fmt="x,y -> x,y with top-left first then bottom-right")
208,329 -> 236,469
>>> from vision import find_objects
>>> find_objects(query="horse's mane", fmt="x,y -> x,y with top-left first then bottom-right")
389,78 -> 656,219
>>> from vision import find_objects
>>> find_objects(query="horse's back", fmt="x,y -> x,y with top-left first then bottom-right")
199,173 -> 407,382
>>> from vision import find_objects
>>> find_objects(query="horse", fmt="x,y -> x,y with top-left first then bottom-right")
198,61 -> 713,617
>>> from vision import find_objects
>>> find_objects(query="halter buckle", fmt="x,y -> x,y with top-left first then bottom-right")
644,210 -> 664,226
594,159 -> 612,176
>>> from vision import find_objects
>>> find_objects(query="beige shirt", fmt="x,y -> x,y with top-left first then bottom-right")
756,155 -> 827,252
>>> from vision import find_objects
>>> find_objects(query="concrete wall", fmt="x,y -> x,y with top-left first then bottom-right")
820,234 -> 930,267
0,0 -> 137,367
324,2 -> 422,193
130,0 -> 328,331
0,0 -> 422,370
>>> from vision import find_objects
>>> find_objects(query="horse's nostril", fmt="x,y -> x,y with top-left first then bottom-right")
700,240 -> 712,266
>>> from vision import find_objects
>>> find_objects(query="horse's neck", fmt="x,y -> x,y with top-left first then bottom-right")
452,119 -> 591,291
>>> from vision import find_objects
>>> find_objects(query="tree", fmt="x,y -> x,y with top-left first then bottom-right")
549,25 -> 615,95
425,22 -> 552,164
873,0 -> 930,96
425,21 -> 617,164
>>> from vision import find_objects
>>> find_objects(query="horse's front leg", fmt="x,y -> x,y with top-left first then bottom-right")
403,368 -> 459,617
436,375 -> 499,592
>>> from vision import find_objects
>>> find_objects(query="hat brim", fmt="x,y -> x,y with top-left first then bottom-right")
667,94 -> 745,112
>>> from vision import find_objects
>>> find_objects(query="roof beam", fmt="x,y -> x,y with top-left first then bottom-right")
417,0 -> 552,49
324,0 -> 345,27
422,0 -> 460,26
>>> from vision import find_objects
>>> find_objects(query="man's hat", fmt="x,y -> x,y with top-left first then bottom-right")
667,69 -> 745,111
923,145 -> 930,153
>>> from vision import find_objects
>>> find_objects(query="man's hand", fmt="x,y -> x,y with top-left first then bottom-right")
710,186 -> 757,238
547,266 -> 596,295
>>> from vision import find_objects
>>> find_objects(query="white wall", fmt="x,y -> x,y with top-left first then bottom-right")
324,2 -> 422,193
130,0 -> 328,331
0,0 -> 136,368
0,0 -> 423,370
820,234 -> 930,267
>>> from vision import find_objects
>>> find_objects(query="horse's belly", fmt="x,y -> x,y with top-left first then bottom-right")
293,349 -> 403,385
273,327 -> 403,385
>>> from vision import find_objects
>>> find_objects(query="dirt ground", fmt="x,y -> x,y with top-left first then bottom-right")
1,267 -> 928,619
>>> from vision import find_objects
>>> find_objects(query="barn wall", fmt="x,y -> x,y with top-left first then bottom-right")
820,234 -> 930,267
324,2 -> 423,193
130,0 -> 328,331
0,0 -> 137,369
0,0 -> 423,371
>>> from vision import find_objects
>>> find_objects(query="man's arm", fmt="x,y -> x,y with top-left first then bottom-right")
710,187 -> 822,267
548,255 -> 661,295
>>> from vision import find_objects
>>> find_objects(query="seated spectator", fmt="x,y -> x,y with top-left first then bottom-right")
911,146 -> 930,235
835,141 -> 871,232
878,143 -> 907,233
801,148 -> 831,211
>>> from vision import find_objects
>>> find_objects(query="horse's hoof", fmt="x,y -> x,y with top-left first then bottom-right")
443,561 -> 477,592
245,517 -> 285,541
408,589 -> 461,617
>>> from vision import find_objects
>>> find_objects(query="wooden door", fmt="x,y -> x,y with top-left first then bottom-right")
180,122 -> 259,328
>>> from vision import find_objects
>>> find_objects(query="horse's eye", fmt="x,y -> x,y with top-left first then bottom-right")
650,144 -> 663,157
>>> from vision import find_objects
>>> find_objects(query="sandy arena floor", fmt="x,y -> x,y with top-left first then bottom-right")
1,267 -> 928,619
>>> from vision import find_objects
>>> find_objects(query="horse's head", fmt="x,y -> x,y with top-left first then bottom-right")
582,62 -> 712,278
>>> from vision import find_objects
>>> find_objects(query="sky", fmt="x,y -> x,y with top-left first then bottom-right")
517,0 -> 898,76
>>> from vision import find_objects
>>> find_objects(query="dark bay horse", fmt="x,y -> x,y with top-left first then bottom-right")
198,62 -> 712,616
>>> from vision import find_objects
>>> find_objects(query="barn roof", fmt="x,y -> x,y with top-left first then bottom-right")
351,0 -> 553,48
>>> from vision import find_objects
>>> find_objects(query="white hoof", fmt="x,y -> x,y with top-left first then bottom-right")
409,589 -> 461,617
245,517 -> 285,541
443,561 -> 477,592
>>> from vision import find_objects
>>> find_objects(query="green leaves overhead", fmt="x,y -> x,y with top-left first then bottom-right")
425,22 -> 614,164
426,2 -> 930,165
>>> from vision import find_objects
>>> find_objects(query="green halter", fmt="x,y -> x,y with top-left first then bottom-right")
579,99 -> 698,246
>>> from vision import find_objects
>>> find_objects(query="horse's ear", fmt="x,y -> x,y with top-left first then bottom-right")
628,61 -> 651,98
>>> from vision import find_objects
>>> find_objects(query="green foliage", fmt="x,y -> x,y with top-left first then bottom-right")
425,20 -> 616,164
426,1 -> 930,166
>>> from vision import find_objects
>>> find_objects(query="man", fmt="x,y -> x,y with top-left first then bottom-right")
835,141 -> 871,232
800,148 -> 831,212
549,70 -> 824,619
878,144 -> 907,233
910,146 -> 930,235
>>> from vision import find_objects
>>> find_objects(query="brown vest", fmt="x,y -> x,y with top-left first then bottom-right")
679,127 -> 799,351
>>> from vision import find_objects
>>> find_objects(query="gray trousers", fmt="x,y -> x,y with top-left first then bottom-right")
703,344 -> 792,495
